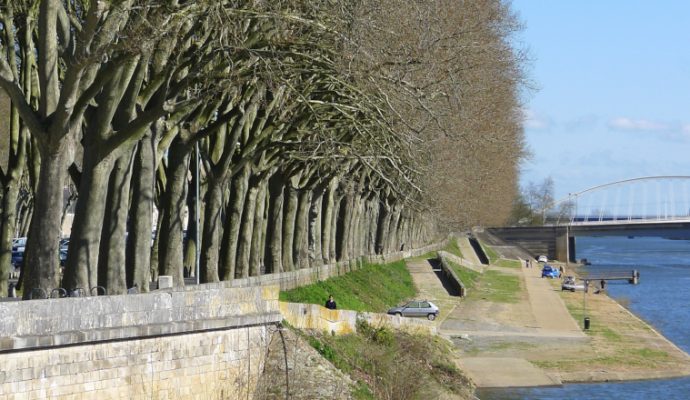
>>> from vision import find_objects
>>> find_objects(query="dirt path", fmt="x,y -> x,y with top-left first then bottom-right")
406,258 -> 457,323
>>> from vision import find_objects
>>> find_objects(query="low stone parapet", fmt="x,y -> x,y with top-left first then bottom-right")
0,285 -> 281,352
279,301 -> 436,336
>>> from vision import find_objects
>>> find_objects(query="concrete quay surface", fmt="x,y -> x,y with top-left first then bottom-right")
408,236 -> 690,388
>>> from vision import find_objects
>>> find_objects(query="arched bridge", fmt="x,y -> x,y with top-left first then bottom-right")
490,176 -> 690,262
548,176 -> 690,226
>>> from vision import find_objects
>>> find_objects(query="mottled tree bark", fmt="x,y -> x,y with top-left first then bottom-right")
308,186 -> 325,267
98,149 -> 134,294
220,166 -> 249,280
200,177 -> 224,283
236,175 -> 259,278
281,186 -> 298,272
249,179 -> 267,276
157,137 -> 191,287
126,133 -> 156,292
63,151 -> 114,292
265,172 -> 285,274
294,189 -> 311,269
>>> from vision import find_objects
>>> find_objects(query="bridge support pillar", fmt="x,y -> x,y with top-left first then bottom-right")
554,227 -> 570,263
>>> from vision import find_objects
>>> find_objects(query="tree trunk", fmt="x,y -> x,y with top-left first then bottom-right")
157,137 -> 190,287
98,149 -> 134,295
183,151 -> 201,278
126,134 -> 155,292
236,175 -> 259,278
308,187 -> 324,267
220,165 -> 249,280
63,151 -> 114,292
264,172 -> 284,274
294,189 -> 311,269
281,186 -> 298,272
329,194 -> 340,264
200,177 -> 224,283
22,148 -> 68,298
249,178 -> 267,276
386,206 -> 402,253
336,194 -> 353,261
375,201 -> 391,254
321,178 -> 338,264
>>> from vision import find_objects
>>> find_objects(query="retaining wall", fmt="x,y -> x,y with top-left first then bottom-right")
279,302 -> 436,336
188,241 -> 446,292
0,285 -> 281,399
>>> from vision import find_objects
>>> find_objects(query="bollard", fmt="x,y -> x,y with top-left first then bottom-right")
8,282 -> 16,298
584,317 -> 590,330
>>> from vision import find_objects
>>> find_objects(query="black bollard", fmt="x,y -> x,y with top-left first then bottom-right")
632,270 -> 639,285
8,282 -> 16,298
584,317 -> 590,330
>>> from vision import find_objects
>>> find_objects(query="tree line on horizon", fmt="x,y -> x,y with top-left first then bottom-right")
0,0 -> 527,298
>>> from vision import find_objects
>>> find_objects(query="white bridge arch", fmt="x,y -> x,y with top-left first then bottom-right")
547,176 -> 690,226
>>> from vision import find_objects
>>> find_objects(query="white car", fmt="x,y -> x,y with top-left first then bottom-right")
537,255 -> 548,263
561,276 -> 586,292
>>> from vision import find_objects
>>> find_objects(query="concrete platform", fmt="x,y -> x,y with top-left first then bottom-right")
457,357 -> 561,388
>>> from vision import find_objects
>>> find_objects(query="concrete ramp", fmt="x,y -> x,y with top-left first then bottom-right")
456,236 -> 483,265
458,357 -> 561,388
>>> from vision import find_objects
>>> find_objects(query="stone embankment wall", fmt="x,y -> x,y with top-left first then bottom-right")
0,240 -> 446,399
0,286 -> 281,399
195,241 -> 446,292
279,302 -> 436,336
437,251 -> 485,298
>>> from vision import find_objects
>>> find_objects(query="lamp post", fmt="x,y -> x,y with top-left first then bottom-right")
195,142 -> 201,286
583,279 -> 590,330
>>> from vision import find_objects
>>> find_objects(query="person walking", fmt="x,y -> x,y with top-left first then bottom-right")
325,295 -> 337,310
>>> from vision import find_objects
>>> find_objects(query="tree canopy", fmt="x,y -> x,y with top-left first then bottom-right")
0,0 -> 528,297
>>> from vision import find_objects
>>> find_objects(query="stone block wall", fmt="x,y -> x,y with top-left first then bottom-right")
0,286 -> 281,399
0,326 -> 270,399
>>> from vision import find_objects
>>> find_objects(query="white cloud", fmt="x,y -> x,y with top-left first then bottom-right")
522,109 -> 551,130
608,117 -> 669,132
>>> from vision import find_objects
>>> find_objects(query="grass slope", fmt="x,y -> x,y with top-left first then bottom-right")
279,260 -> 416,312
305,321 -> 475,400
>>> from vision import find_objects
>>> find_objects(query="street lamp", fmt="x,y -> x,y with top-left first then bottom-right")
195,142 -> 201,285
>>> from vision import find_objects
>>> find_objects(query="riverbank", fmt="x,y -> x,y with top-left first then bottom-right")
435,239 -> 690,388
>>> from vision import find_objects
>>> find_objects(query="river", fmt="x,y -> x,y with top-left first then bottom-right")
477,236 -> 690,400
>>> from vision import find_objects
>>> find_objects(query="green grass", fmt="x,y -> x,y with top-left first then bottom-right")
443,239 -> 463,258
304,321 -> 475,399
448,261 -> 480,291
479,241 -> 500,264
495,258 -> 522,269
279,260 -> 416,312
472,270 -> 521,303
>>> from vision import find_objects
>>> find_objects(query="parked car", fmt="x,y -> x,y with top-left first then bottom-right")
541,264 -> 560,279
561,276 -> 585,291
387,300 -> 439,321
11,250 -> 23,268
12,237 -> 27,252
537,255 -> 548,263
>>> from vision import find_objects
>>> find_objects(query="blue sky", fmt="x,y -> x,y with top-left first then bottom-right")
512,0 -> 690,200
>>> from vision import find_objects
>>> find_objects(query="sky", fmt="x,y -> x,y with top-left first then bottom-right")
512,0 -> 690,201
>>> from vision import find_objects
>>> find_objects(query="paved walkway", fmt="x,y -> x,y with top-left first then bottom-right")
406,258 -> 457,324
406,243 -> 586,388
456,236 -> 482,266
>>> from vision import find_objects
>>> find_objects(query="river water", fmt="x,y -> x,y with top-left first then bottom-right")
477,236 -> 690,400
